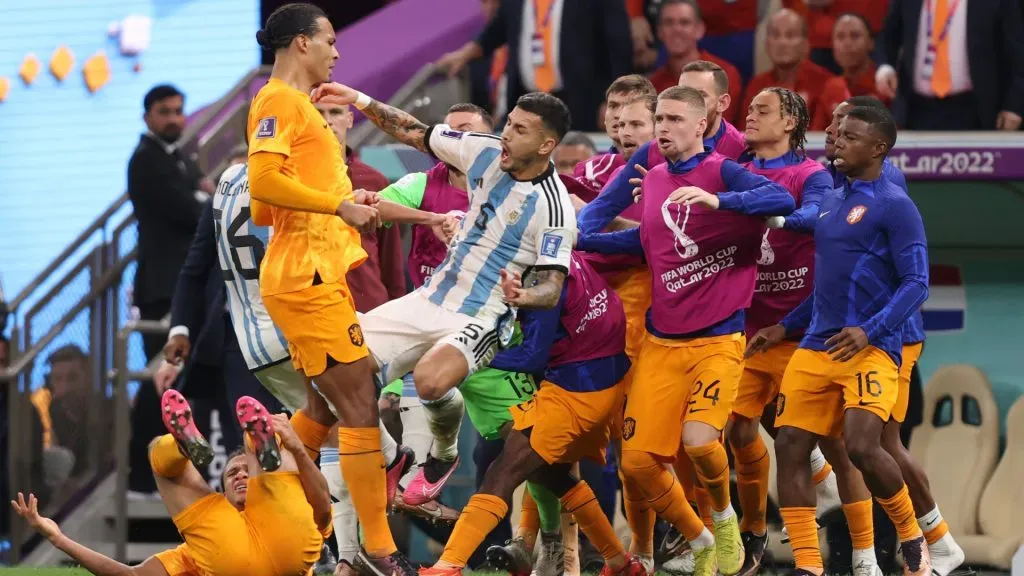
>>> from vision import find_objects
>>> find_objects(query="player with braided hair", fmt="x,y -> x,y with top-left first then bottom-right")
728,86 -> 839,576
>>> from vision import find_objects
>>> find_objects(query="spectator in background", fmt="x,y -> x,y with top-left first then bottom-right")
811,13 -> 888,130
695,0 -> 758,82
436,0 -> 632,131
470,0 -> 504,114
875,0 -> 1024,131
314,101 -> 406,310
648,0 -> 743,124
783,0 -> 890,75
740,9 -> 835,129
554,132 -> 597,175
126,84 -> 213,496
31,345 -> 92,479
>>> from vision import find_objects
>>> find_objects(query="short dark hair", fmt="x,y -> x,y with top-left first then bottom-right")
257,3 -> 328,52
844,95 -> 888,111
846,105 -> 898,152
221,448 -> 247,488
658,86 -> 707,117
627,94 -> 658,115
47,344 -> 87,366
681,60 -> 729,97
446,102 -> 493,130
834,12 -> 874,38
143,84 -> 183,113
658,0 -> 703,24
559,131 -> 596,152
515,92 -> 571,141
606,75 -> 657,100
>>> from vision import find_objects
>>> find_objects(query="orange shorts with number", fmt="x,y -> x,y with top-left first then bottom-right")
263,281 -> 368,377
621,333 -> 744,459
155,472 -> 326,576
733,340 -> 800,419
775,346 -> 899,437
891,342 -> 923,423
510,381 -> 623,466
606,267 -> 652,441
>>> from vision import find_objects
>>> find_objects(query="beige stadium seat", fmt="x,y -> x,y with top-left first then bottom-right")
909,365 -> 1000,550
956,396 -> 1024,569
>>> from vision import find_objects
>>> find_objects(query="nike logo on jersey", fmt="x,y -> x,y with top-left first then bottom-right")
819,210 -> 831,219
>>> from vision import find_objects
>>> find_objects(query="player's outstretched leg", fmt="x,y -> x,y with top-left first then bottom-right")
774,425 -> 825,575
880,419 -> 965,576
727,414 -> 770,576
236,396 -> 282,472
843,410 -> 931,576
160,389 -> 214,470
819,437 -> 883,576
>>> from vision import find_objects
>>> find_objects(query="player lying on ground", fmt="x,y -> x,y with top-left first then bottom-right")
12,390 -> 330,576
576,86 -> 795,576
421,251 -> 644,576
311,82 -> 578,508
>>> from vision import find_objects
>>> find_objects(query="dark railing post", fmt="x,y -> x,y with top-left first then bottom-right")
112,327 -> 130,563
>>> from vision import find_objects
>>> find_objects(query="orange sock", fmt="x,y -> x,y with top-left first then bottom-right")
561,481 -> 625,562
673,450 -> 697,503
843,499 -> 875,550
877,485 -> 922,542
733,436 -> 770,535
519,488 -> 540,551
685,442 -> 732,513
780,506 -> 823,570
440,494 -> 508,567
621,474 -> 655,556
623,450 -> 707,543
148,434 -> 187,478
695,487 -> 714,531
812,461 -> 834,485
338,427 -> 396,557
290,410 -> 331,462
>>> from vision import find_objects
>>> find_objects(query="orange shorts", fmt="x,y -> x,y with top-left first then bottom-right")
159,472 -> 326,576
733,340 -> 800,419
775,346 -> 900,437
510,381 -> 623,466
622,333 -> 744,459
891,342 -> 923,423
606,268 -> 651,441
263,281 -> 368,377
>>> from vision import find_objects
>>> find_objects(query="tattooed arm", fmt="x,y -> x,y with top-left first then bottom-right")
360,99 -> 429,152
500,269 -> 567,310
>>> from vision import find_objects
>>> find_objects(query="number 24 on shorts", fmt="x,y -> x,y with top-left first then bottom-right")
687,379 -> 720,413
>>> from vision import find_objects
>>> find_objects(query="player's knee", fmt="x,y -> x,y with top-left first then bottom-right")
728,415 -> 758,447
774,426 -> 814,468
843,434 -> 880,470
411,366 -> 450,401
620,449 -> 660,481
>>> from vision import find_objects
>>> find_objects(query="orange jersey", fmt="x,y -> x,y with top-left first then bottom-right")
247,78 -> 367,296
649,52 -> 745,124
811,64 -> 890,130
783,0 -> 891,50
739,60 -> 837,129
155,544 -> 202,576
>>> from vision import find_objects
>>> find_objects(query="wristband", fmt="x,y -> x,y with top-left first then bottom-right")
354,91 -> 372,110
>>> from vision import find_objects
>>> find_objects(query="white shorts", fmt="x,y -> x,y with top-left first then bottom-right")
253,359 -> 338,418
359,291 -> 502,385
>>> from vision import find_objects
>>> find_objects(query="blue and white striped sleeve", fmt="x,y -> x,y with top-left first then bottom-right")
423,124 -> 502,174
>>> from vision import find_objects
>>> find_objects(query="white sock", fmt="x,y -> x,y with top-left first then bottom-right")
917,505 -> 943,536
711,504 -> 736,523
809,445 -> 828,476
320,456 -> 360,563
853,547 -> 878,566
690,527 -> 715,552
421,387 -> 464,462
379,420 -> 398,466
398,397 -> 434,490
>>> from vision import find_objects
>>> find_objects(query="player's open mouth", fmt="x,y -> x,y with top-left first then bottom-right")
657,137 -> 673,148
233,483 -> 247,494
500,146 -> 510,161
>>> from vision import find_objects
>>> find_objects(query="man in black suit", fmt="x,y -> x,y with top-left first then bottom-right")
126,84 -> 213,495
874,0 -> 1024,130
436,0 -> 633,131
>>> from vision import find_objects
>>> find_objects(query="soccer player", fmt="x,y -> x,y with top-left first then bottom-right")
679,60 -> 747,160
729,86 -> 837,575
311,83 -> 578,506
12,390 -> 331,576
427,252 -> 642,576
246,5 -> 411,574
576,86 -> 795,576
768,105 -> 932,576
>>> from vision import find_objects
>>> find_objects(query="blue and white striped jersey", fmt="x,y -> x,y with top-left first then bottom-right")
419,124 -> 576,320
213,164 -> 289,370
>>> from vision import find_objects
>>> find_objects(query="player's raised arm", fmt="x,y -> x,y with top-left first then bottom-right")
11,492 -> 169,576
780,169 -> 834,233
713,160 -> 796,216
271,414 -> 333,532
489,305 -> 564,375
576,141 -> 653,234
575,227 -> 644,256
312,83 -> 429,151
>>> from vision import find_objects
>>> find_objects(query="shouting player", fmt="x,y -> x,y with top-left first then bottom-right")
768,106 -> 932,576
13,391 -> 331,576
576,86 -> 795,576
311,83 -> 579,507
430,251 -> 642,576
246,5 -> 412,574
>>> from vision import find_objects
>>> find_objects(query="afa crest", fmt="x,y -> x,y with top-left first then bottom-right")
846,205 -> 868,224
622,417 -> 637,440
348,323 -> 364,347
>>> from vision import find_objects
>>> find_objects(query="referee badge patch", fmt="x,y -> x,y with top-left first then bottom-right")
540,232 -> 563,258
255,117 -> 277,139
